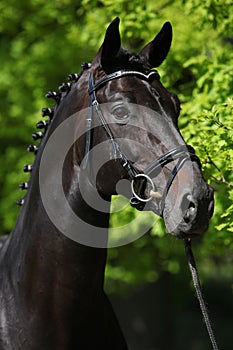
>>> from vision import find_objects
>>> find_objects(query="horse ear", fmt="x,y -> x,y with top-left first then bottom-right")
100,17 -> 121,68
139,22 -> 172,68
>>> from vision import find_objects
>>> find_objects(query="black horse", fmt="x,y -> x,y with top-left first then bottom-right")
0,18 -> 214,349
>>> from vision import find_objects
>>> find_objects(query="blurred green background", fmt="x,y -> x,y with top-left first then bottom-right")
0,0 -> 232,349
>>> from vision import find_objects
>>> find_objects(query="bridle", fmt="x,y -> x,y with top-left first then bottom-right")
84,69 -> 200,216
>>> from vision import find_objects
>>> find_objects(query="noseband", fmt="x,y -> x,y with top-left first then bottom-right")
84,70 -> 200,216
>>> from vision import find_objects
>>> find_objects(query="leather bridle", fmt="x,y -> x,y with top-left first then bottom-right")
83,70 -> 200,216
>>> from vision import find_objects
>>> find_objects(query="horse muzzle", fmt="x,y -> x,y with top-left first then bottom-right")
163,184 -> 214,238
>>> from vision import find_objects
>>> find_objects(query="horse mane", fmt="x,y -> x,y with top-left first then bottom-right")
17,63 -> 91,206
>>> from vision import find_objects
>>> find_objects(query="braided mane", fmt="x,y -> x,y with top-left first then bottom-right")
17,62 -> 91,206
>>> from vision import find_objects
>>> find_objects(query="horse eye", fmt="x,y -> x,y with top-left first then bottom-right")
112,106 -> 129,123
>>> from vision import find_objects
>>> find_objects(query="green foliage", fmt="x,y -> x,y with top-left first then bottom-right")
0,0 -> 232,292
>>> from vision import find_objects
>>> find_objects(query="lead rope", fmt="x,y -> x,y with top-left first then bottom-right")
184,239 -> 219,350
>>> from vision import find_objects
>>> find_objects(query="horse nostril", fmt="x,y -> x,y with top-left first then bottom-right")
181,194 -> 196,223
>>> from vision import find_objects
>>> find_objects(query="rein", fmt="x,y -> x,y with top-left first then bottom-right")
184,239 -> 219,350
85,70 -> 200,216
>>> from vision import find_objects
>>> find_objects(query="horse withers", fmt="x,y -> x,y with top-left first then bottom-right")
0,18 -> 214,349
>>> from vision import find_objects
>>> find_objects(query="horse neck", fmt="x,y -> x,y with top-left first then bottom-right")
6,80 -> 109,299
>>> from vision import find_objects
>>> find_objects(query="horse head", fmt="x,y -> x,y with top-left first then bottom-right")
68,17 -> 214,239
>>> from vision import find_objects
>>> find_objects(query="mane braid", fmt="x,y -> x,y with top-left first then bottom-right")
16,62 -> 91,206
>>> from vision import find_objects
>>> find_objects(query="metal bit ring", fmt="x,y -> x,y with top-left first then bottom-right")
131,174 -> 155,203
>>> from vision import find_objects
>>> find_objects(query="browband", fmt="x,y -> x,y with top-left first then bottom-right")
88,70 -> 160,95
